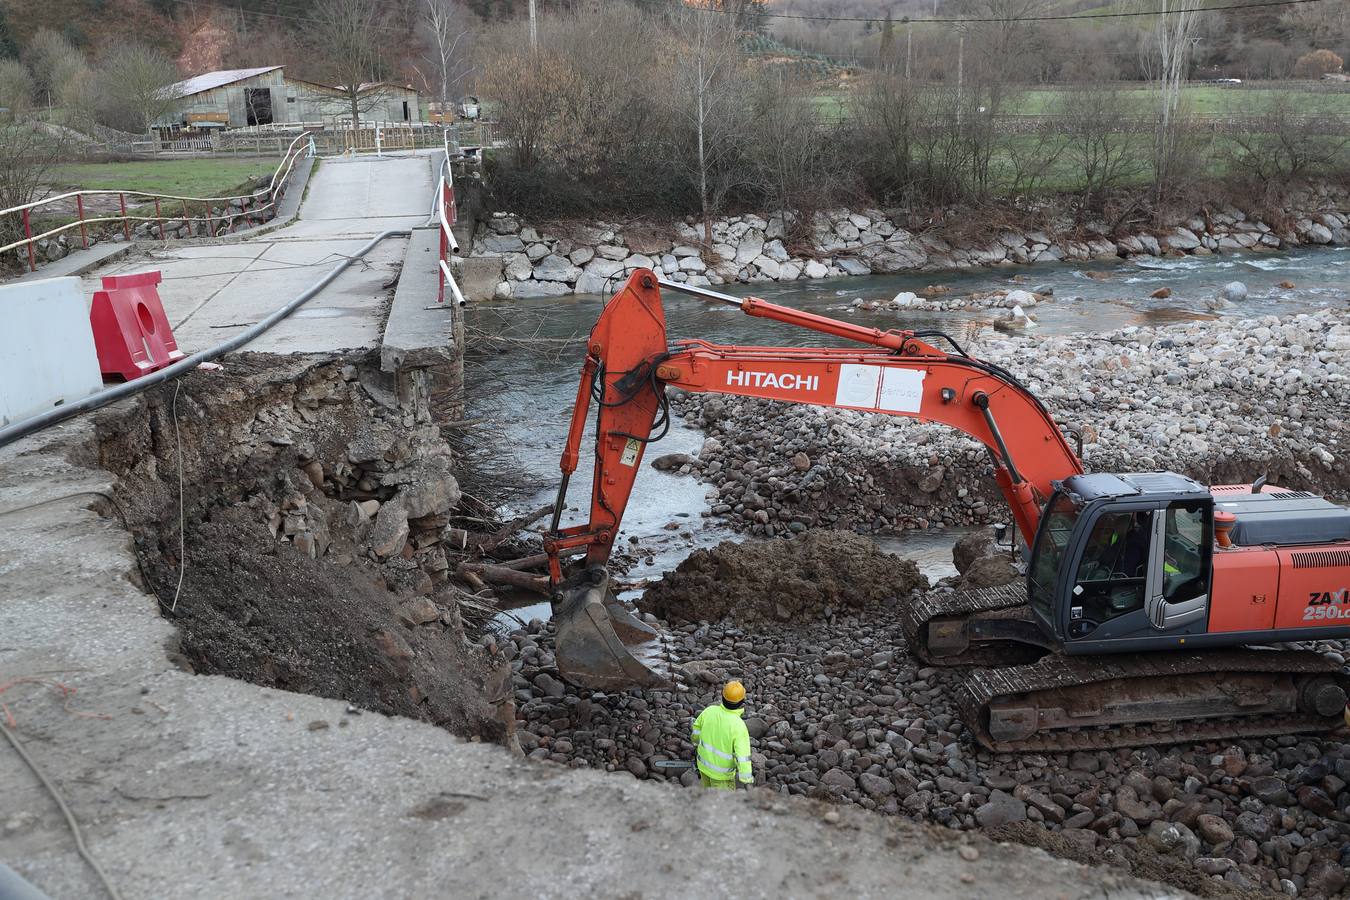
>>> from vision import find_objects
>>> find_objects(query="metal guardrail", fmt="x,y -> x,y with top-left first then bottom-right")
436,128 -> 466,307
1,131 -> 312,272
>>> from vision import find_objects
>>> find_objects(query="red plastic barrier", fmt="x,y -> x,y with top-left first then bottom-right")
89,271 -> 184,380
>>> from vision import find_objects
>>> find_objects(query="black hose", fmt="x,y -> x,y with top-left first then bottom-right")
0,229 -> 411,451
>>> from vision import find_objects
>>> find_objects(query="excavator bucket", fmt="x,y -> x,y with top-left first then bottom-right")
553,570 -> 669,690
545,271 -> 673,691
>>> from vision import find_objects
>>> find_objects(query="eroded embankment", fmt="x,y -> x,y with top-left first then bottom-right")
91,352 -> 513,742
513,532 -> 1350,900
664,308 -> 1350,537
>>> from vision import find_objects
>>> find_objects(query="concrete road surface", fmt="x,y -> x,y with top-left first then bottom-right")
78,152 -> 435,356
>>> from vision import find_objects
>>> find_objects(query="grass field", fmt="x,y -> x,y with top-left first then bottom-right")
1010,85 -> 1350,116
47,158 -> 284,197
813,83 -> 1350,120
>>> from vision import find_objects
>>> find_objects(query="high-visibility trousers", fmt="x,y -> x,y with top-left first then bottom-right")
700,772 -> 735,791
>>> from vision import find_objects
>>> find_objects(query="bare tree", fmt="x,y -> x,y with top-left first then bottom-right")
1055,86 -> 1147,215
310,0 -> 390,127
665,6 -> 748,243
1224,95 -> 1350,189
480,46 -> 564,170
422,0 -> 475,116
24,30 -> 83,110
0,64 -> 68,254
1142,0 -> 1200,192
96,43 -> 181,134
849,70 -> 921,199
957,0 -> 1055,113
744,71 -> 834,236
1282,3 -> 1350,50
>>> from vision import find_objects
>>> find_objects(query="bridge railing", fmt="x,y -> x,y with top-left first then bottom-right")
1,131 -> 312,272
436,128 -> 466,307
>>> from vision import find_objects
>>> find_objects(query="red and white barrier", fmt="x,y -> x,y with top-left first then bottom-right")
89,271 -> 183,381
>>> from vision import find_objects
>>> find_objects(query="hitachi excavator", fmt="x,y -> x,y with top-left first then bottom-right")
542,270 -> 1350,752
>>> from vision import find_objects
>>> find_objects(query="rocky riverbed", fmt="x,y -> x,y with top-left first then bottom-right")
504,530 -> 1350,899
491,302 -> 1350,898
465,183 -> 1350,300
658,307 -> 1350,538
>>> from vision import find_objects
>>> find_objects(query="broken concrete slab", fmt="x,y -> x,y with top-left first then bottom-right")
381,227 -> 456,373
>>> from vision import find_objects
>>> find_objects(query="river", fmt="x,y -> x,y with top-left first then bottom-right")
466,246 -> 1349,619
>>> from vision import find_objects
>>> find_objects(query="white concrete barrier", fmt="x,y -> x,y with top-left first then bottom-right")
0,276 -> 103,428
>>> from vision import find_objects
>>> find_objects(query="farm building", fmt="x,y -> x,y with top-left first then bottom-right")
287,79 -> 423,125
157,66 -> 424,130
158,66 -> 290,129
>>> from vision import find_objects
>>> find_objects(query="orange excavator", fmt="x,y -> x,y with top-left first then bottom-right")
543,271 -> 1350,751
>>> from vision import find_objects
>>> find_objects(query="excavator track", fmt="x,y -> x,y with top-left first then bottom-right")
961,648 -> 1350,753
899,582 -> 1046,667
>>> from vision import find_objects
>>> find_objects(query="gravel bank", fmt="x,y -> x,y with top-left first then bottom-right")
662,308 -> 1350,537
508,585 -> 1350,899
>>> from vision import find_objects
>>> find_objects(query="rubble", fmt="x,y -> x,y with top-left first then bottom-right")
509,584 -> 1350,898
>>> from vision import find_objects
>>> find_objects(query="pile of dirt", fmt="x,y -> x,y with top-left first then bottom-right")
639,529 -> 928,625
100,352 -> 512,744
157,508 -> 506,740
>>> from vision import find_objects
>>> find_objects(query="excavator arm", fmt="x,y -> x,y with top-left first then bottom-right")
544,269 -> 1084,688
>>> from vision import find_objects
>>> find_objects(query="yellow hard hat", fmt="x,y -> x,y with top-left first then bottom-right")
722,681 -> 746,704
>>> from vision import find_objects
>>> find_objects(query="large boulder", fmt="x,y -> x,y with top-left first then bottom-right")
400,461 -> 461,519
575,258 -> 627,295
1166,228 -> 1201,251
734,229 -> 765,265
958,554 -> 1020,589
479,234 -> 525,254
1144,821 -> 1201,861
952,530 -> 995,574
533,254 -> 583,283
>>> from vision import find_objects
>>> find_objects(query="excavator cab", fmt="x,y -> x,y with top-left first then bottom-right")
1027,472 -> 1215,652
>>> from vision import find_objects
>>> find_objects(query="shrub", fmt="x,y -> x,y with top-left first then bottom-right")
1294,49 -> 1343,79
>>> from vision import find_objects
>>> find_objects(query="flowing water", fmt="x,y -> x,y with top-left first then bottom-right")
468,246 -> 1349,619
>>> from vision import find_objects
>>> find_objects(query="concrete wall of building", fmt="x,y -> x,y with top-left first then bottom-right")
285,79 -> 422,125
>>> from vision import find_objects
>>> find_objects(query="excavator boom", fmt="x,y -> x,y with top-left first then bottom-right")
544,270 -> 1084,688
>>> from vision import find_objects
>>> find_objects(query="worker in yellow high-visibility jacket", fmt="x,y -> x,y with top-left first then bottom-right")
691,681 -> 753,790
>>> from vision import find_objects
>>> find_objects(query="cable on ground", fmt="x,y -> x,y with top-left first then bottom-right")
0,718 -> 125,900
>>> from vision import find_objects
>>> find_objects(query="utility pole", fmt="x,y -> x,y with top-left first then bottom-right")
956,30 -> 964,125
529,0 -> 538,51
905,25 -> 912,79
